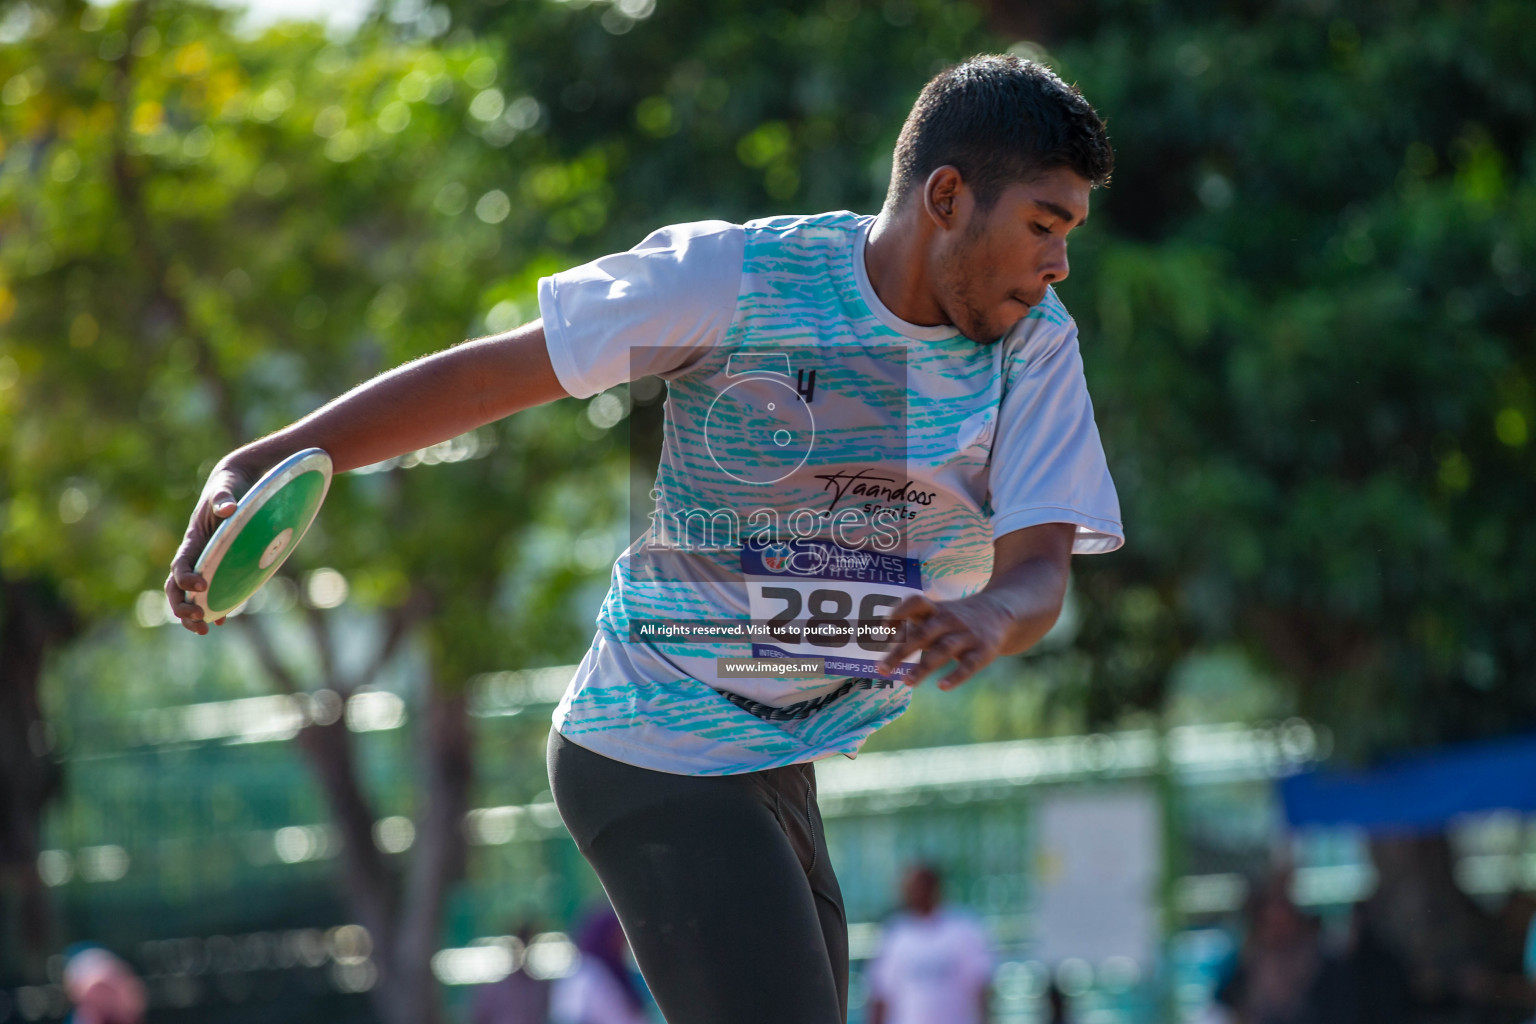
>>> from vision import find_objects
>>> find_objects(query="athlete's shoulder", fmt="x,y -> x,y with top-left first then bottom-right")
1025,285 -> 1073,330
742,210 -> 868,240
1002,286 -> 1078,365
632,218 -> 744,253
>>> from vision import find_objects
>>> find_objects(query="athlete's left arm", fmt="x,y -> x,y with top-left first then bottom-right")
875,522 -> 1074,690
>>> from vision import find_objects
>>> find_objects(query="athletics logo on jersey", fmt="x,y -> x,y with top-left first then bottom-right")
745,539 -> 833,577
760,543 -> 794,573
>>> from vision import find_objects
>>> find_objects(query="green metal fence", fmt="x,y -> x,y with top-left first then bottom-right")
6,617 -> 1325,1024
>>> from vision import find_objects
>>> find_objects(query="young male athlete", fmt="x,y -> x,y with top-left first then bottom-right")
167,54 -> 1121,1024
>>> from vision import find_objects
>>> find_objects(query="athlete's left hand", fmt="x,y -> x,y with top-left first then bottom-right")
876,592 -> 1016,691
877,523 -> 1075,690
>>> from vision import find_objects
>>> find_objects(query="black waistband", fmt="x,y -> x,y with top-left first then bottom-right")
714,676 -> 893,722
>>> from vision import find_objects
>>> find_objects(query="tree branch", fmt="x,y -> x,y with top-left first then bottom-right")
234,615 -> 303,697
294,718 -> 398,948
303,603 -> 340,695
0,577 -> 74,961
341,590 -> 429,696
395,677 -> 472,1007
238,611 -> 396,935
107,0 -> 245,446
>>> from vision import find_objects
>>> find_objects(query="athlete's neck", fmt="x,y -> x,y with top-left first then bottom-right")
864,206 -> 951,329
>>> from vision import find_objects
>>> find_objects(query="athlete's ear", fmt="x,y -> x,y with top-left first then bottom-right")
922,166 -> 965,231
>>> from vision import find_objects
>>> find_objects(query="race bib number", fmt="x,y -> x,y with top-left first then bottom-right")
741,538 -> 924,681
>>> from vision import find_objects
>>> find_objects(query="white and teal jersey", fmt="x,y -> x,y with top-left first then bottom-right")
538,211 -> 1122,775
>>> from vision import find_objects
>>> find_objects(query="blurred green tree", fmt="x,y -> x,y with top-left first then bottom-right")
1033,0 -> 1535,996
0,0 -> 626,1015
1040,0 -> 1536,756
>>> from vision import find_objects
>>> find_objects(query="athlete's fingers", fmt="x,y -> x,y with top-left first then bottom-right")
878,615 -> 946,675
934,630 -> 981,665
166,464 -> 255,634
169,599 -> 204,624
167,593 -> 203,619
166,560 -> 206,616
884,607 -> 964,681
166,591 -> 209,634
938,649 -> 991,691
903,629 -> 979,686
882,594 -> 937,624
167,513 -> 213,604
166,597 -> 206,632
904,647 -> 946,687
165,570 -> 199,609
188,488 -> 237,544
877,597 -> 943,673
880,596 -> 936,657
167,479 -> 223,618
170,565 -> 207,594
902,652 -> 931,687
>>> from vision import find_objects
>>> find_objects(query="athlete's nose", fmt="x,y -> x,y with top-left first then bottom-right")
1039,241 -> 1070,286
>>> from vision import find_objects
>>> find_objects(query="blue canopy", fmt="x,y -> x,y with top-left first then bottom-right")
1281,732 -> 1536,833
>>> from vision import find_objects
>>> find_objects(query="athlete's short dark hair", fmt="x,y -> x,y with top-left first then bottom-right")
888,54 -> 1113,209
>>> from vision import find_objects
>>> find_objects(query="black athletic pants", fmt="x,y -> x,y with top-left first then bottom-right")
547,729 -> 849,1024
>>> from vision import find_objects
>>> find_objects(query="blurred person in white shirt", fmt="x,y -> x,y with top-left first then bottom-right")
551,907 -> 649,1024
867,865 -> 993,1024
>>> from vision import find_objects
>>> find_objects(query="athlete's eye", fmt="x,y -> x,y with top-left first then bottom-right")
1032,222 -> 1053,235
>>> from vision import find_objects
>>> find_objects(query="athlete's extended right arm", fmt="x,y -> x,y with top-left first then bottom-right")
165,321 -> 568,633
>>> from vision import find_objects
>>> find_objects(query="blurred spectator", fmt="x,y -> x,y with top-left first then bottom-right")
1192,1002 -> 1236,1024
867,864 -> 993,1024
1526,893 -> 1536,1024
61,946 -> 145,1024
550,907 -> 647,1024
473,923 -> 551,1024
1044,978 -> 1074,1024
1332,903 -> 1412,1024
1459,891 -> 1536,1023
1524,892 -> 1536,1024
1213,877 -> 1348,1024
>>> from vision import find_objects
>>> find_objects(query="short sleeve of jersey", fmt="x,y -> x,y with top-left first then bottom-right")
988,316 -> 1124,554
537,220 -> 745,399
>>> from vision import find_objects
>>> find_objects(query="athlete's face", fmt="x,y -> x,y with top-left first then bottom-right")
930,165 -> 1092,343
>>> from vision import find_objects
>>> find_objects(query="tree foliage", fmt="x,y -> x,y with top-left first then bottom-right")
0,0 -> 625,666
1040,0 -> 1536,756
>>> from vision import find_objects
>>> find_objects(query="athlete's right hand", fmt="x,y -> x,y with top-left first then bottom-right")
164,461 -> 258,635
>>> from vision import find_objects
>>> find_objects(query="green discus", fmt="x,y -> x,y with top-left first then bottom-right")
192,448 -> 333,620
